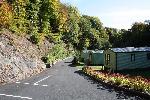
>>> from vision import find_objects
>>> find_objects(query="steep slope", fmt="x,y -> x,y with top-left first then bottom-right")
0,29 -> 52,84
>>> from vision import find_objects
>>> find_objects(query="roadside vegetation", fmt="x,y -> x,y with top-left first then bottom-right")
82,67 -> 150,96
77,66 -> 102,70
42,43 -> 74,64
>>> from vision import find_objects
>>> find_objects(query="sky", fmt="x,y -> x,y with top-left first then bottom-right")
60,0 -> 150,29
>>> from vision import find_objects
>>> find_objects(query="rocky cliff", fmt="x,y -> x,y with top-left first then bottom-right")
0,29 -> 52,84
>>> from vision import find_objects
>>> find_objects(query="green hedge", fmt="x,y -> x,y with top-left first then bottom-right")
46,43 -> 74,63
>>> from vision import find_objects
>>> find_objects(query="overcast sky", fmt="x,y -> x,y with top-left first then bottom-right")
60,0 -> 150,29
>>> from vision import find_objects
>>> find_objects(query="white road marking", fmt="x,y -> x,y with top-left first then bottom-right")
16,82 -> 21,84
34,75 -> 51,85
15,81 -> 48,87
42,85 -> 48,87
24,83 -> 30,85
0,94 -> 32,100
15,75 -> 52,87
33,84 -> 39,86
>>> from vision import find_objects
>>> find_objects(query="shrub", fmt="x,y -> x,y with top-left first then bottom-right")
46,43 -> 72,64
82,67 -> 150,94
30,32 -> 45,44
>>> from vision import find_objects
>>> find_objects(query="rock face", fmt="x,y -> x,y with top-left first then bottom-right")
0,30 -> 52,84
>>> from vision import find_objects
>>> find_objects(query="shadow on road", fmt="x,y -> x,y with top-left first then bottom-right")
67,62 -> 84,67
68,64 -> 76,67
74,70 -> 145,100
65,61 -> 77,67
64,61 -> 75,67
64,61 -> 72,63
64,58 -> 77,67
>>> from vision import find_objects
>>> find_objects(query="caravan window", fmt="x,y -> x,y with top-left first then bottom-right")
147,53 -> 150,60
131,54 -> 135,61
105,54 -> 110,65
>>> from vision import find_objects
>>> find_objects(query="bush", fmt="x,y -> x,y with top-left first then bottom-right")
10,18 -> 28,36
30,32 -> 45,44
41,57 -> 48,63
46,43 -> 73,63
82,67 -> 150,95
72,56 -> 78,64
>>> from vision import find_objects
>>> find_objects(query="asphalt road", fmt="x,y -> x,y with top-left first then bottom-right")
0,58 -> 146,100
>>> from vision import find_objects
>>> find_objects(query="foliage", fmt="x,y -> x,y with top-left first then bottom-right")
9,0 -> 29,35
26,0 -> 41,42
30,32 -> 45,44
106,21 -> 150,48
2,0 -> 150,56
62,5 -> 80,49
2,0 -> 110,50
48,0 -> 61,33
77,16 -> 91,50
46,43 -> 73,63
105,27 -> 123,47
129,22 -> 150,47
77,15 -> 110,50
38,0 -> 51,35
59,3 -> 68,32
82,67 -> 150,94
0,2 -> 13,29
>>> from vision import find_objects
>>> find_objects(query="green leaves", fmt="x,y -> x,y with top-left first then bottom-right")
61,5 -> 81,49
8,0 -> 29,35
77,15 -> 110,50
106,21 -> 150,48
46,43 -> 73,63
3,0 -> 111,50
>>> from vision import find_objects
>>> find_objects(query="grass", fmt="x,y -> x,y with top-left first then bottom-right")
76,65 -> 103,70
75,61 -> 103,70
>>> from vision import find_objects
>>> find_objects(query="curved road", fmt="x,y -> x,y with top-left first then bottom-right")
0,58 -> 145,100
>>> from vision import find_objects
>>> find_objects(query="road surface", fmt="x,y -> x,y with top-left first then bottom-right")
0,58 -> 145,100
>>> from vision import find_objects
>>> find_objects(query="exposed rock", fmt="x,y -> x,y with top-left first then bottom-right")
0,29 -> 52,84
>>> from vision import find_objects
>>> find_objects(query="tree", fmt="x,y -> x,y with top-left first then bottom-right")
77,16 -> 91,50
78,15 -> 110,50
105,27 -> 123,47
62,5 -> 81,49
10,0 -> 29,35
26,0 -> 45,44
0,1 -> 12,29
130,22 -> 150,47
48,0 -> 61,33
38,0 -> 52,35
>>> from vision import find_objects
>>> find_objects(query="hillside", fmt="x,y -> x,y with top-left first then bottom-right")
0,29 -> 53,84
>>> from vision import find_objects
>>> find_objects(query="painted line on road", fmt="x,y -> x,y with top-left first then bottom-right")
33,84 -> 48,87
33,84 -> 39,86
24,83 -> 30,85
34,75 -> 51,85
16,82 -> 21,84
0,94 -> 32,100
42,85 -> 48,87
16,81 -> 48,87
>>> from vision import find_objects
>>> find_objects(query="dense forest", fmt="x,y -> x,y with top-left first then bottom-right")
0,0 -> 150,53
